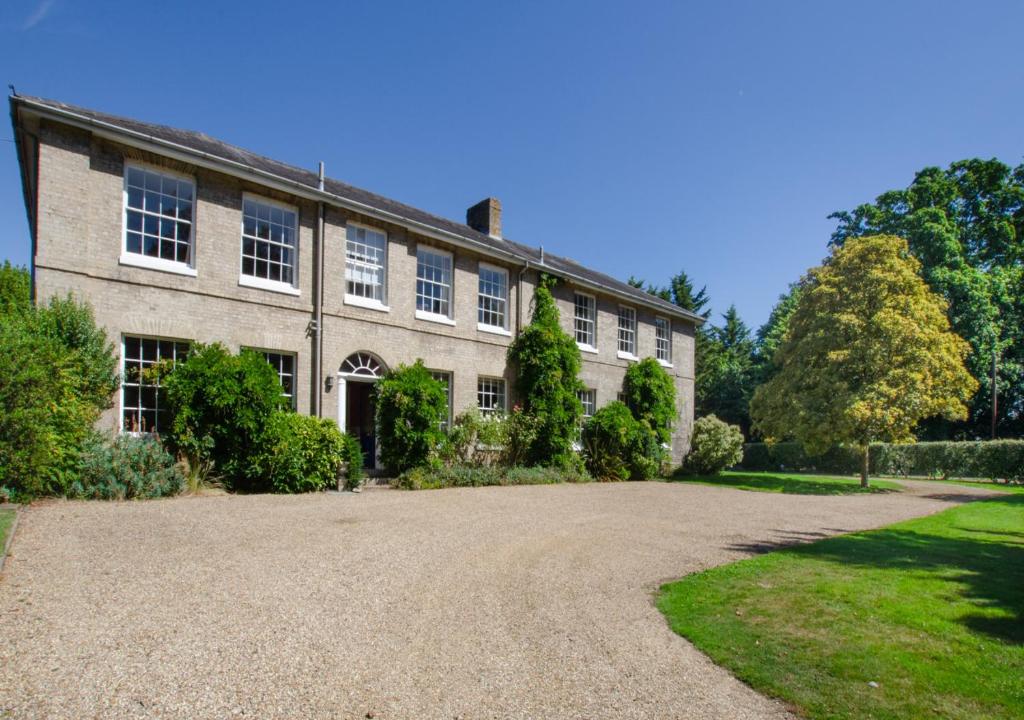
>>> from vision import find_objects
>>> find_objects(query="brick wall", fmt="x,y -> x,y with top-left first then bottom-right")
31,119 -> 697,464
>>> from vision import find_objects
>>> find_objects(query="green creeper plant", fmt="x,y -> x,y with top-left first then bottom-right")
507,276 -> 584,467
373,359 -> 448,475
623,357 -> 677,445
750,235 -> 978,486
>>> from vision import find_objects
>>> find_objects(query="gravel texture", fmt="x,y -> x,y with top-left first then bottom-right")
0,479 -> 996,719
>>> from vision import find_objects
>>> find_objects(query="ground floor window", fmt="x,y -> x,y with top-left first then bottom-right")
578,388 -> 596,418
247,349 -> 296,408
429,370 -> 453,430
477,376 -> 506,415
122,335 -> 190,433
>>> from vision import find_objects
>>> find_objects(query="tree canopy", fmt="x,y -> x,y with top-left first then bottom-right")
830,159 -> 1023,438
750,235 -> 978,485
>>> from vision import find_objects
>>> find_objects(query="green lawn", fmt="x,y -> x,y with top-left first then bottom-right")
0,508 -> 15,554
669,470 -> 901,494
657,494 -> 1024,720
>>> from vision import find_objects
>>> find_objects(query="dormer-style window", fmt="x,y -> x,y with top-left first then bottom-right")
123,164 -> 195,275
574,292 -> 597,351
345,224 -> 388,309
240,196 -> 299,294
477,263 -> 509,333
656,316 -> 672,365
617,306 -> 637,358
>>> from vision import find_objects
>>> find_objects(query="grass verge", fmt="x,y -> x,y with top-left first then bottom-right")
657,494 -> 1024,720
669,470 -> 901,494
0,508 -> 16,562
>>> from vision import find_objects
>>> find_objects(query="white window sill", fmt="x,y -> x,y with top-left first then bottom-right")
658,359 -> 674,369
577,343 -> 599,355
416,309 -> 456,326
345,294 -> 390,313
238,275 -> 301,296
617,350 -> 640,362
477,323 -> 511,337
119,252 -> 197,277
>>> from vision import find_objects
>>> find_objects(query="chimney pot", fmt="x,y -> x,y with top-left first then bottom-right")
467,197 -> 502,239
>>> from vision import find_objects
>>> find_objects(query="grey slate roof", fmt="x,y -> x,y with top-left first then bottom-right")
11,94 -> 702,324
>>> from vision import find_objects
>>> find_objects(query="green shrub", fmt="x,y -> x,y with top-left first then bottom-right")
161,343 -> 286,491
0,290 -> 118,499
740,440 -> 1024,481
438,406 -> 541,468
340,432 -> 364,490
507,278 -> 585,467
374,360 -> 448,475
71,433 -> 184,500
679,415 -> 744,475
581,402 -> 662,481
623,357 -> 677,445
253,413 -> 349,493
394,464 -> 591,490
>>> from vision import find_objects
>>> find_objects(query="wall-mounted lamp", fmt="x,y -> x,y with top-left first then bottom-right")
325,376 -> 334,392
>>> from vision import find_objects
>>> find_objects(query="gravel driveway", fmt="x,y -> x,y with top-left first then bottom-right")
0,480 -> 995,719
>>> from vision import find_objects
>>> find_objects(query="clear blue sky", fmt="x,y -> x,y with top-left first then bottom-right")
1,0 -> 1021,330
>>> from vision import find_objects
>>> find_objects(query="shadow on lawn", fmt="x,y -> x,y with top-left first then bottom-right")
671,472 -> 896,495
738,495 -> 1024,645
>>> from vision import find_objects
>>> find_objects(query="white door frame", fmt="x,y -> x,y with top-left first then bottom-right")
336,372 -> 382,469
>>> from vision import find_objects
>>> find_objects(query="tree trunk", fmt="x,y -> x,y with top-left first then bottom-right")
860,444 -> 870,488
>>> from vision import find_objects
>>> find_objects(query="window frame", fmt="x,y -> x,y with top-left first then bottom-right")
238,192 -> 301,296
617,305 -> 638,360
477,262 -> 510,335
429,370 -> 454,430
476,376 -> 507,415
655,316 -> 673,366
120,161 -> 198,277
415,245 -> 455,325
344,221 -> 389,311
573,291 -> 598,353
120,334 -> 191,435
577,388 -> 597,419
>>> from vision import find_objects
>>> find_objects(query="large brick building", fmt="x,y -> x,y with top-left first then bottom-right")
10,95 -> 703,468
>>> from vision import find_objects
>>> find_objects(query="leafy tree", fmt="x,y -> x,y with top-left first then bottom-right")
507,277 -> 584,467
623,357 -> 676,445
0,291 -> 118,498
698,305 -> 757,436
752,281 -> 803,386
161,343 -> 286,490
373,359 -> 448,475
750,235 -> 978,486
830,159 -> 1024,438
0,261 -> 31,316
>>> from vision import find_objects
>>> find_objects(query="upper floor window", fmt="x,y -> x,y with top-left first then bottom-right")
574,292 -> 597,349
124,165 -> 194,269
578,388 -> 596,418
478,263 -> 508,331
656,316 -> 672,365
477,376 -> 506,415
346,224 -> 387,306
241,196 -> 298,290
122,335 -> 190,434
617,306 -> 637,357
416,246 -> 453,320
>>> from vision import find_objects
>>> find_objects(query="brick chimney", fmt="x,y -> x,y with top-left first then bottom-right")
467,197 -> 502,239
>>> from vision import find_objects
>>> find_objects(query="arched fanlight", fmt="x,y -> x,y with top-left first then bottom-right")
340,352 -> 386,378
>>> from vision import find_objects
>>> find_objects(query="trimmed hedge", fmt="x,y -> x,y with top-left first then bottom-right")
739,441 -> 1024,481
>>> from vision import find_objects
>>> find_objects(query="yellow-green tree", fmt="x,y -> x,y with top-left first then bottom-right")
750,235 -> 977,486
